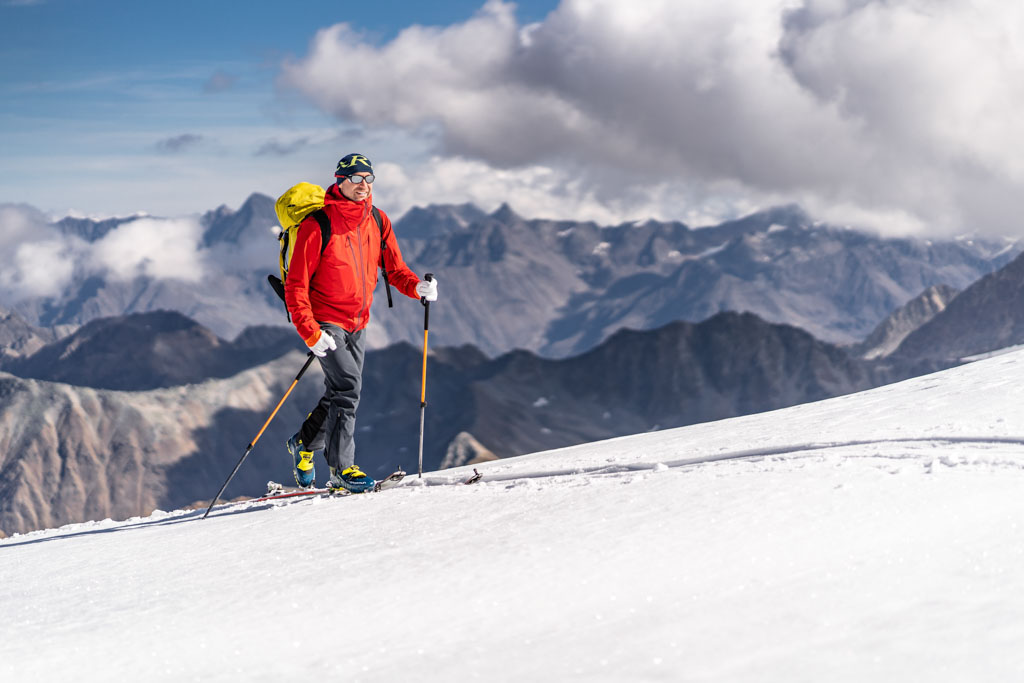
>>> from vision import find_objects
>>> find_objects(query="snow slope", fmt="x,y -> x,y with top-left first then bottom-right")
4,349 -> 1024,682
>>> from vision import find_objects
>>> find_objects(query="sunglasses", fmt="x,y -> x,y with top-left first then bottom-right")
341,174 -> 374,185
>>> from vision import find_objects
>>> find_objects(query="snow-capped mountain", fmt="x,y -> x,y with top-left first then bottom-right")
4,342 -> 1023,682
7,198 -> 1018,357
384,203 -> 1019,357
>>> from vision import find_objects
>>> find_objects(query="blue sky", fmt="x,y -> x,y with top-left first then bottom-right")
1,1 -> 559,85
0,0 -> 560,217
1,0 -> 1022,237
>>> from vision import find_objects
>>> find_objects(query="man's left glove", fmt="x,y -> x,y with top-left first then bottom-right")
308,329 -> 338,357
415,277 -> 439,302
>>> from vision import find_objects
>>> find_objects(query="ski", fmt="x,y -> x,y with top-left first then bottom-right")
207,466 -> 482,516
251,469 -> 407,503
413,468 -> 485,487
253,484 -> 329,502
375,469 -> 408,491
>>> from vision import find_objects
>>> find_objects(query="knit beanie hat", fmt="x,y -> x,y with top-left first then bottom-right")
335,153 -> 373,178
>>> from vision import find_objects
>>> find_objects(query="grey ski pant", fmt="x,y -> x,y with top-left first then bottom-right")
302,324 -> 365,471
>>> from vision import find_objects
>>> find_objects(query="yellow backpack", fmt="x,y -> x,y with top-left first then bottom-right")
268,182 -> 391,315
274,182 -> 327,287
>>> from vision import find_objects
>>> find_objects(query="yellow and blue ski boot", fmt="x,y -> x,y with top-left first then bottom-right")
286,435 -> 316,488
327,465 -> 376,493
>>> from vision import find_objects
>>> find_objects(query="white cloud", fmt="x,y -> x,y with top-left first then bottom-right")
280,0 -> 1024,237
89,218 -> 207,282
378,158 -> 623,224
374,156 -> 769,228
0,205 -> 218,302
0,204 -> 50,247
0,205 -> 80,299
1,240 -> 77,300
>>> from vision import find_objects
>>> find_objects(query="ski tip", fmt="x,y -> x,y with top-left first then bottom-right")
373,469 -> 408,492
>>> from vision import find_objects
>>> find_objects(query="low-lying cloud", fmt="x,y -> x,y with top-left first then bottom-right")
0,206 -> 213,302
0,205 -> 78,300
89,218 -> 207,282
280,0 -> 1024,236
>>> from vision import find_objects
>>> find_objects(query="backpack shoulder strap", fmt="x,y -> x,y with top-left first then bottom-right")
370,205 -> 394,308
311,208 -> 331,256
371,205 -> 387,256
371,205 -> 383,233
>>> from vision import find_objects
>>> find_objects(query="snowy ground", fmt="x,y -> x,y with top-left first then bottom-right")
4,350 -> 1024,682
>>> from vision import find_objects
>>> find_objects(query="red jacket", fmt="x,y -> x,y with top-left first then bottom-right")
285,184 -> 420,345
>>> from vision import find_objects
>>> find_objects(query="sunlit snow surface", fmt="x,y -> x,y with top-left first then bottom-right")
4,350 -> 1024,681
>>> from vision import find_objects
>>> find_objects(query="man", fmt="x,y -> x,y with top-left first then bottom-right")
284,153 -> 438,492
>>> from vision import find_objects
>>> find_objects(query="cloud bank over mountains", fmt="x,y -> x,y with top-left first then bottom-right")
280,0 -> 1024,236
0,205 -> 74,299
0,205 -> 228,301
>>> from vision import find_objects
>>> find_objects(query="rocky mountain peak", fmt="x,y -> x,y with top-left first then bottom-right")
490,202 -> 521,224
893,250 -> 1024,361
854,284 -> 959,359
200,193 -> 276,247
394,203 -> 487,240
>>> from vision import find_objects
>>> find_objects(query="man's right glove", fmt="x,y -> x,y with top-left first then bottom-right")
415,277 -> 438,302
308,330 -> 338,357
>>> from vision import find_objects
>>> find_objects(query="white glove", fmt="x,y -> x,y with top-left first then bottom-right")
415,277 -> 438,302
308,330 -> 337,357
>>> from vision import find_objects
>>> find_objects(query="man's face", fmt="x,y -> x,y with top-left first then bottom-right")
338,172 -> 372,202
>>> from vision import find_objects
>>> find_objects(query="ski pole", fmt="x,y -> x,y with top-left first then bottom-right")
417,273 -> 434,478
202,352 -> 317,519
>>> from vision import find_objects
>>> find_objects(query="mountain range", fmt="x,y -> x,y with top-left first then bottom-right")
0,310 -> 302,390
0,306 -> 943,537
6,196 -> 1020,359
3,196 -> 1024,536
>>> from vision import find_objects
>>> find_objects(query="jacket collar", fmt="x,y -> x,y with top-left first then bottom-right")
324,183 -> 371,230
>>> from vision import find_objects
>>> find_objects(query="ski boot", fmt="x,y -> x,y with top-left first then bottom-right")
327,465 -> 376,493
286,435 -> 316,488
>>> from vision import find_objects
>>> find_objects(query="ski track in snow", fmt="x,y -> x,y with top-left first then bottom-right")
4,350 -> 1024,681
417,435 -> 1024,485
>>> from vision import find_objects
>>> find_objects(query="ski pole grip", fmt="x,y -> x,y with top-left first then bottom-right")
420,272 -> 434,308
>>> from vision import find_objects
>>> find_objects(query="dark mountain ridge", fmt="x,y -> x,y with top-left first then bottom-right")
0,311 -> 303,390
893,250 -> 1024,361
